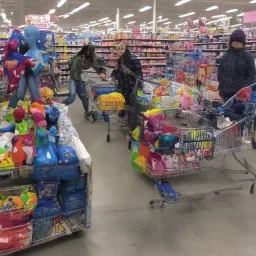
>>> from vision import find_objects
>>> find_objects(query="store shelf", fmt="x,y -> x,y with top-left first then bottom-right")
201,49 -> 228,52
102,38 -> 195,42
194,42 -> 228,45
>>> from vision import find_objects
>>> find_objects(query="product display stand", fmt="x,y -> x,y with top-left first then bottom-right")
0,105 -> 92,255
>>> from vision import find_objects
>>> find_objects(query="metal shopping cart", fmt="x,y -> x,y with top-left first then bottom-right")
132,82 -> 256,209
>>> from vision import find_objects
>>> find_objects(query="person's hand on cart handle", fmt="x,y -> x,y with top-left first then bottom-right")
100,73 -> 106,81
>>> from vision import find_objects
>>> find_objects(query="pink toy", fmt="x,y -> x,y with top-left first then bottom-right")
180,93 -> 194,109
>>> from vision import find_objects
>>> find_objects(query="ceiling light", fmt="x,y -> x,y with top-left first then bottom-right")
157,18 -> 168,22
123,14 -> 134,18
250,0 -> 256,3
158,15 -> 162,19
139,6 -> 152,12
140,24 -> 146,26
110,22 -> 116,24
211,14 -> 226,18
103,20 -> 111,23
175,0 -> 191,6
163,21 -> 172,24
229,23 -> 242,27
1,13 -> 6,20
58,14 -> 66,18
98,17 -> 109,21
57,0 -> 67,8
89,22 -> 99,27
237,13 -> 244,16
11,12 -> 13,15
179,12 -> 195,17
72,2 -> 90,13
63,14 -> 70,18
90,21 -> 96,23
226,9 -> 238,13
128,21 -> 136,24
18,25 -> 25,28
49,9 -> 56,14
206,6 -> 218,11
148,21 -> 153,24
206,16 -> 232,24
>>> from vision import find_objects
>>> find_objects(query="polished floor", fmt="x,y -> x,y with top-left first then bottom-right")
18,100 -> 256,256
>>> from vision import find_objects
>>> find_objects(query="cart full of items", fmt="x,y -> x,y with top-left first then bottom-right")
130,77 -> 256,209
82,70 -> 129,142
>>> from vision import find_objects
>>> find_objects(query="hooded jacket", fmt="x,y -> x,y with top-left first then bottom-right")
217,46 -> 255,98
111,49 -> 143,104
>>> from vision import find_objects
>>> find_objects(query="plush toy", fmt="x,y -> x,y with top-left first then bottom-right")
3,39 -> 36,93
20,188 -> 37,208
180,93 -> 194,109
13,107 -> 28,135
12,136 -> 27,167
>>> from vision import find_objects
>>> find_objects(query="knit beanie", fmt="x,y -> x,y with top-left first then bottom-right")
230,29 -> 246,46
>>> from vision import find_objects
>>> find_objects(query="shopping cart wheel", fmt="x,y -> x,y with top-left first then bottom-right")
128,140 -> 132,150
214,191 -> 220,195
250,184 -> 255,194
107,134 -> 110,143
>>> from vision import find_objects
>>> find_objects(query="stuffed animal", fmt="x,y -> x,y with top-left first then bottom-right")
3,39 -> 36,93
180,93 -> 194,109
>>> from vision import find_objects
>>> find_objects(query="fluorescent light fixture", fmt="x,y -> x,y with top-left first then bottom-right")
226,9 -> 238,13
177,22 -> 187,26
63,14 -> 70,18
88,22 -> 99,27
139,6 -> 152,12
175,0 -> 191,6
163,21 -> 172,24
103,19 -> 111,23
157,18 -> 168,22
1,13 -> 6,20
90,21 -> 96,23
211,14 -> 226,18
57,0 -> 67,8
123,14 -> 134,18
148,21 -> 153,24
98,17 -> 109,21
237,13 -> 244,16
206,16 -> 232,24
229,23 -> 242,27
72,2 -> 90,13
58,14 -> 66,18
1,25 -> 5,27
18,25 -> 25,28
110,22 -> 116,24
128,21 -> 136,24
140,23 -> 146,26
206,6 -> 218,11
250,0 -> 256,3
179,12 -> 195,17
49,9 -> 56,14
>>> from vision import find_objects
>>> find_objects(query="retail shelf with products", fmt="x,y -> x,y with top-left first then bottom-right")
0,104 -> 93,255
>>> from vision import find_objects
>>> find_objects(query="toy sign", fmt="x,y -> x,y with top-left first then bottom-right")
25,14 -> 50,29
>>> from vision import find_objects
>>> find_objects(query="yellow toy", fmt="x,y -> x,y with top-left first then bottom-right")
0,149 -> 14,169
40,87 -> 54,100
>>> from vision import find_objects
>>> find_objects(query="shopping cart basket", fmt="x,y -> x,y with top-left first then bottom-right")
0,79 -> 9,104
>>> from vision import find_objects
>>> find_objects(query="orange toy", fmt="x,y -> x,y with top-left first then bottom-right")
12,136 -> 27,167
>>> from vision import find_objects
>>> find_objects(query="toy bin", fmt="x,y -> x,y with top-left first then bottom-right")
32,217 -> 53,242
0,222 -> 33,254
0,185 -> 37,230
59,190 -> 86,213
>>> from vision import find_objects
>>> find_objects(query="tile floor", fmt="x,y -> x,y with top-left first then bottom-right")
18,100 -> 256,256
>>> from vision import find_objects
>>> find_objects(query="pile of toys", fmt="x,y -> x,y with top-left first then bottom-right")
0,98 -> 91,253
97,92 -> 126,111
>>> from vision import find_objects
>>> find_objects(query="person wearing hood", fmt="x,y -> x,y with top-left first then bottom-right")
217,29 -> 256,102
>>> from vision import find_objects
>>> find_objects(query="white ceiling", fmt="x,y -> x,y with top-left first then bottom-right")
0,0 -> 255,29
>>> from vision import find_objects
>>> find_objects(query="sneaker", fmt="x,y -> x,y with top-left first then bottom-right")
84,112 -> 90,120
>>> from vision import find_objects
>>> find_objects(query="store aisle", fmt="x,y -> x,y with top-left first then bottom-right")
18,100 -> 256,256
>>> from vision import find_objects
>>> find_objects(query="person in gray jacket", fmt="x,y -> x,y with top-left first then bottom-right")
217,29 -> 256,102
62,44 -> 106,119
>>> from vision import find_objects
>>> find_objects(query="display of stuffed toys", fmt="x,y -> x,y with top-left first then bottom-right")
3,39 -> 36,93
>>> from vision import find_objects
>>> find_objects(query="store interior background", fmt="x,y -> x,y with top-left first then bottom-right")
0,0 -> 256,256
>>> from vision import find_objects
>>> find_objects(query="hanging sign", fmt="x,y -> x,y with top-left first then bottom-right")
244,11 -> 256,23
25,14 -> 50,29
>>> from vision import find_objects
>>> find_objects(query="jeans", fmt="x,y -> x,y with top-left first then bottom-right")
9,75 -> 41,108
62,79 -> 88,112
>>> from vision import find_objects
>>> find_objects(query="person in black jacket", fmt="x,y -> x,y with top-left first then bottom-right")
217,29 -> 256,102
111,43 -> 143,137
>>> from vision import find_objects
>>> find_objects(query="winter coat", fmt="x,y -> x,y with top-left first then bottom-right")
111,50 -> 143,104
217,47 -> 256,98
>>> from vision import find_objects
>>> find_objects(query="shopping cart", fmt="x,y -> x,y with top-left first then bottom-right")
131,82 -> 256,209
0,79 -> 9,104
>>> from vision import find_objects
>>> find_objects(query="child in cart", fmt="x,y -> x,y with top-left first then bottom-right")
62,44 -> 106,119
111,43 -> 143,139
